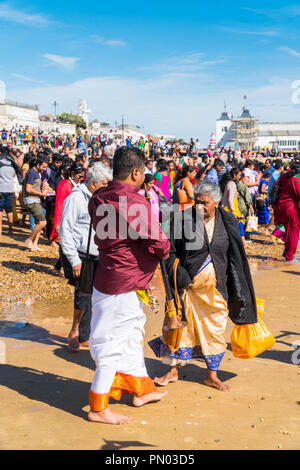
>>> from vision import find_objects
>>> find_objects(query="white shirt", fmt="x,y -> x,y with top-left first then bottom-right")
157,138 -> 165,148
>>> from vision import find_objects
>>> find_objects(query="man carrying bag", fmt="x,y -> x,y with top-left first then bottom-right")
59,162 -> 111,351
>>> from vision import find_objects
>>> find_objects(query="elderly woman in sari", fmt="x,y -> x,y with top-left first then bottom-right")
149,181 -> 257,391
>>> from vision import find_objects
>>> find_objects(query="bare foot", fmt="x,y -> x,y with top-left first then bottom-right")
79,340 -> 89,348
88,408 -> 132,424
34,245 -> 45,252
154,368 -> 178,386
53,267 -> 64,276
68,330 -> 80,351
50,241 -> 58,248
132,390 -> 168,407
88,408 -> 133,425
244,243 -> 253,250
261,227 -> 272,236
204,377 -> 231,392
25,239 -> 37,251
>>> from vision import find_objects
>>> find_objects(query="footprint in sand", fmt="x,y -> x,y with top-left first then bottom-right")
184,436 -> 196,445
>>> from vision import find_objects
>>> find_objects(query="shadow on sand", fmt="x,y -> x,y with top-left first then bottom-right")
2,260 -> 62,277
0,321 -> 67,347
100,439 -> 156,450
0,364 -> 89,419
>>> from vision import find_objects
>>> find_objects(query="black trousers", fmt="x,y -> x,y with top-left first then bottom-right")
74,282 -> 92,342
45,197 -> 55,240
59,247 -> 97,342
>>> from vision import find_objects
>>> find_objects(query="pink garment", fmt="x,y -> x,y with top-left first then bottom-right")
138,185 -> 160,222
243,167 -> 257,196
154,173 -> 171,202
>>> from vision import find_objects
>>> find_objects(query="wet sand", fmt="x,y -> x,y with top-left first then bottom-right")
0,222 -> 300,450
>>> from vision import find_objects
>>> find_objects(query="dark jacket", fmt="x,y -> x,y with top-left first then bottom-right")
165,206 -> 257,325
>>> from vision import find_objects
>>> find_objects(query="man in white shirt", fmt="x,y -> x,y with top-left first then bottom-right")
60,162 -> 112,351
157,136 -> 165,148
144,159 -> 155,175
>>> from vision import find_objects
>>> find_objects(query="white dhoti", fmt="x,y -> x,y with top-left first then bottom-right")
89,288 -> 156,411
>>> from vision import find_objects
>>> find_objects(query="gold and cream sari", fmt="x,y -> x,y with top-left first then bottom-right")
149,217 -> 229,371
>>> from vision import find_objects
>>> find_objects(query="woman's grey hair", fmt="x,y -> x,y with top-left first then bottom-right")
194,181 -> 222,203
85,162 -> 112,187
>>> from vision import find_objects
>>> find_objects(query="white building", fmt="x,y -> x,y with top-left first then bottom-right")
77,99 -> 91,126
0,101 -> 76,136
216,106 -> 300,151
256,122 -> 300,151
0,100 -> 40,129
216,109 -> 233,147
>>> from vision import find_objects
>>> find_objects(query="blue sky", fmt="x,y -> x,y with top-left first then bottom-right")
1,0 -> 300,142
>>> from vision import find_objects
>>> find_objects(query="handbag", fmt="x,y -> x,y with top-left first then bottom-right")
78,220 -> 97,295
161,258 -> 187,352
158,194 -> 172,224
245,215 -> 258,233
230,298 -> 275,359
177,179 -> 194,211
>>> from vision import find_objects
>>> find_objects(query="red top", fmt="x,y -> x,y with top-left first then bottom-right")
89,180 -> 170,295
51,179 -> 73,239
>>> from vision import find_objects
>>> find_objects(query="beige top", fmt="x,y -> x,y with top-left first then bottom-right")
205,216 -> 216,243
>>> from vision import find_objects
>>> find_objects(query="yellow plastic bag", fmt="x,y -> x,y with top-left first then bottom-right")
231,298 -> 275,359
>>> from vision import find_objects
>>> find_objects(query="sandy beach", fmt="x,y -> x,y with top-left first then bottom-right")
0,223 -> 299,450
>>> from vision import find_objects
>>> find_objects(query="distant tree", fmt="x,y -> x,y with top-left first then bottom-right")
58,113 -> 87,129
100,122 -> 110,127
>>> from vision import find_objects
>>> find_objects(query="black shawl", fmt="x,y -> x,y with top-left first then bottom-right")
165,206 -> 257,325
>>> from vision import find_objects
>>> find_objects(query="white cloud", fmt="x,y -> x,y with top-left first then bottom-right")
0,3 -> 50,26
7,73 -> 299,143
91,35 -> 127,46
222,27 -> 279,37
279,47 -> 300,58
243,6 -> 300,18
91,35 -> 104,43
43,54 -> 79,70
102,39 -> 127,47
145,53 -> 227,75
10,73 -> 46,84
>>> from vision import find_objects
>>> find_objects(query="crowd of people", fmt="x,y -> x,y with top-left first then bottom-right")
0,132 -> 299,425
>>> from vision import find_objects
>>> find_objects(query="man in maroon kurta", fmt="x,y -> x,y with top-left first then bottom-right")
87,146 -> 170,425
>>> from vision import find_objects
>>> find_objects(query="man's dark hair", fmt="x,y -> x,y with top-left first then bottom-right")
113,146 -> 145,180
9,147 -> 18,157
52,153 -> 63,163
214,158 -> 224,168
62,156 -> 73,165
75,154 -> 84,163
274,160 -> 283,170
36,155 -> 49,167
23,152 -> 35,165
244,159 -> 254,168
64,162 -> 84,179
37,151 -> 47,159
